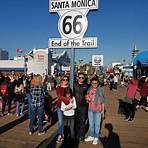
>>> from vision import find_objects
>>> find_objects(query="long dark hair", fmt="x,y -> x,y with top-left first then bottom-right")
16,79 -> 22,87
90,77 -> 100,84
64,88 -> 73,98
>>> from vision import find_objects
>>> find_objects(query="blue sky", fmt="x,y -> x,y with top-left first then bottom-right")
0,0 -> 148,65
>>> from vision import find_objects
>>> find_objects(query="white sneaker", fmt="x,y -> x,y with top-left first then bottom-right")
92,138 -> 99,145
29,131 -> 33,135
140,105 -> 144,109
20,113 -> 23,116
146,107 -> 148,111
38,131 -> 45,136
84,136 -> 94,142
56,135 -> 62,143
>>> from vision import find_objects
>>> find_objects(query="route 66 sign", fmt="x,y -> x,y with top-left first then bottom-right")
58,10 -> 88,39
49,0 -> 98,48
49,0 -> 98,39
92,55 -> 103,66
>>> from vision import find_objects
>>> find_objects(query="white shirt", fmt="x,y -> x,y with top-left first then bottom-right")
61,97 -> 77,116
114,76 -> 118,83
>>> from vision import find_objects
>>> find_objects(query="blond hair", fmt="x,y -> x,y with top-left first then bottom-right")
31,74 -> 43,87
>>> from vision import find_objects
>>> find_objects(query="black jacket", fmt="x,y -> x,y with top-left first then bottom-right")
74,82 -> 89,109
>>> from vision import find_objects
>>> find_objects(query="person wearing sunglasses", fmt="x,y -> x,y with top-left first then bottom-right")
74,72 -> 89,142
56,75 -> 70,143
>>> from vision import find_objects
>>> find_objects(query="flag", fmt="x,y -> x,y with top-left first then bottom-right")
16,48 -> 23,53
25,50 -> 34,60
28,50 -> 34,58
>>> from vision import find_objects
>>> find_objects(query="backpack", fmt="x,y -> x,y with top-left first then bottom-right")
0,83 -> 8,95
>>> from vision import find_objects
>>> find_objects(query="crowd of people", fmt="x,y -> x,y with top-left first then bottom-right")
0,71 -> 148,146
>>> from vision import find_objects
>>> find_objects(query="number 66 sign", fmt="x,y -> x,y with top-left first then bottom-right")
49,0 -> 98,42
58,10 -> 88,39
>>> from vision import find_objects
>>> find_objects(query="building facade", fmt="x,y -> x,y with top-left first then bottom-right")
0,48 -> 8,60
0,48 -> 70,76
26,48 -> 49,75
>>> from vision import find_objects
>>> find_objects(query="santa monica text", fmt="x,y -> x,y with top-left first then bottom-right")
50,0 -> 98,12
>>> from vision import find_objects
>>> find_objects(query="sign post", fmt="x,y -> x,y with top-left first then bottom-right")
49,0 -> 99,90
70,48 -> 75,90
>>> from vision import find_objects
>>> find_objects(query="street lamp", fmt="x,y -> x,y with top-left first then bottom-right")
24,55 -> 28,75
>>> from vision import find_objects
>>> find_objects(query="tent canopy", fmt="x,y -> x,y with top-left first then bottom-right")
133,51 -> 148,68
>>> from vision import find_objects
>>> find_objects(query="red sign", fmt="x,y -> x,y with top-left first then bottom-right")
37,54 -> 44,62
16,48 -> 23,53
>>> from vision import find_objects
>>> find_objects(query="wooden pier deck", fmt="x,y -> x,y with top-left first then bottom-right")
0,87 -> 148,148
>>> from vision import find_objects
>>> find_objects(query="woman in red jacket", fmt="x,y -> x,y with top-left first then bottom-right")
56,75 -> 70,143
124,77 -> 138,121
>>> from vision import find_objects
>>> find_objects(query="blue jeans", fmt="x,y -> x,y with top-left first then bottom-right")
88,109 -> 101,138
29,104 -> 44,132
16,101 -> 24,115
57,108 -> 64,135
27,93 -> 31,119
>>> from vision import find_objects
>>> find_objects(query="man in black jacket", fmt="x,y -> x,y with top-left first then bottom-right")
74,72 -> 89,142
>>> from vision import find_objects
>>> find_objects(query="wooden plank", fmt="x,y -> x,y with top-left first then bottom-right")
0,87 -> 148,148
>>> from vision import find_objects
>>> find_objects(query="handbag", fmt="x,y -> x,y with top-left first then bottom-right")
123,96 -> 133,104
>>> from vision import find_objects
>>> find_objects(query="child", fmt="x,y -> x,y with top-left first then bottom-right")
85,77 -> 105,145
61,88 -> 77,141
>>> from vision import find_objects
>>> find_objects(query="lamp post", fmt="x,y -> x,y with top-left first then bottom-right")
24,55 -> 27,76
133,65 -> 137,78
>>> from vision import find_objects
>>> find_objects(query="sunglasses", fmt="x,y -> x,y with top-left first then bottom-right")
92,82 -> 98,85
62,79 -> 68,81
78,77 -> 84,79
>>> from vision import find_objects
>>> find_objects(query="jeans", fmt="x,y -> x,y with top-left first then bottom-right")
114,82 -> 118,89
1,95 -> 9,114
110,81 -> 114,90
27,93 -> 31,119
140,96 -> 148,107
16,101 -> 24,115
8,93 -> 15,113
88,109 -> 101,138
75,107 -> 88,139
29,104 -> 44,132
57,108 -> 64,135
124,102 -> 136,119
7,95 -> 13,113
64,115 -> 75,139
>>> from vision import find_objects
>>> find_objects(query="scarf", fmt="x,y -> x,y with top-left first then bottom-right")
87,86 -> 104,105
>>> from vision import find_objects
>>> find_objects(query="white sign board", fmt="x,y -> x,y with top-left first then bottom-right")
62,65 -> 70,71
58,10 -> 88,39
49,0 -> 98,12
49,0 -> 98,49
49,37 -> 97,48
92,55 -> 103,66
